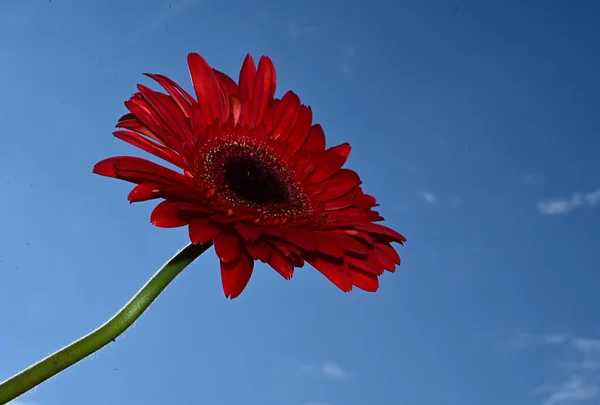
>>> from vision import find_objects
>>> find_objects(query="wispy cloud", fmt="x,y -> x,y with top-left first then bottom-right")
341,46 -> 356,80
417,193 -> 462,207
300,362 -> 349,379
537,188 -> 600,215
523,173 -> 546,185
538,376 -> 600,405
421,192 -> 436,204
300,402 -> 332,405
320,362 -> 347,379
508,332 -> 600,405
573,338 -> 600,370
299,364 -> 314,373
504,332 -> 568,350
287,20 -> 319,38
545,335 -> 569,345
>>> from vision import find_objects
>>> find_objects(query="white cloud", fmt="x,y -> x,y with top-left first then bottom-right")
287,21 -> 319,38
421,192 -> 436,204
573,338 -> 600,353
299,364 -> 314,373
344,45 -> 356,57
540,376 -> 599,405
320,362 -> 347,379
505,332 -> 532,350
341,63 -> 353,80
537,188 -> 600,215
511,333 -> 600,405
573,338 -> 600,370
300,402 -> 332,405
299,362 -> 349,379
545,335 -> 569,345
586,189 -> 600,205
341,46 -> 356,80
538,200 -> 574,215
505,332 -> 568,350
523,174 -> 546,185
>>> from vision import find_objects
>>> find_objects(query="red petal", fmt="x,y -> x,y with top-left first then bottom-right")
309,232 -> 368,258
220,251 -> 254,299
266,228 -> 316,251
230,95 -> 242,124
116,117 -> 160,142
249,56 -> 276,128
188,217 -> 223,244
187,53 -> 224,124
322,199 -> 354,211
238,54 -> 257,126
293,159 -> 316,179
214,232 -> 243,263
287,105 -> 313,155
268,248 -> 295,280
308,143 -> 351,183
136,84 -> 192,143
212,69 -> 239,97
332,233 -> 369,256
235,222 -> 261,242
124,96 -> 182,149
246,240 -> 273,263
328,209 -> 381,223
344,250 -> 385,275
307,256 -> 353,292
273,91 -> 301,141
353,223 -> 407,244
150,201 -> 188,228
93,156 -> 189,186
326,169 -> 362,185
268,239 -> 302,259
189,102 -> 208,134
373,246 -> 396,271
301,124 -> 326,153
340,229 -> 374,245
113,130 -> 183,168
168,201 -> 214,218
313,170 -> 361,203
375,242 -> 401,265
353,192 -> 378,209
127,183 -> 161,202
349,268 -> 379,292
310,232 -> 345,257
315,187 -> 356,205
210,214 -> 237,225
144,73 -> 194,118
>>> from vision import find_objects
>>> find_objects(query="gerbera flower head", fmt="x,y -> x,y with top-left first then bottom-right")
94,53 -> 406,298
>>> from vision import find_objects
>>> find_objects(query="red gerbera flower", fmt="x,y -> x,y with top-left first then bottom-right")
94,53 -> 406,298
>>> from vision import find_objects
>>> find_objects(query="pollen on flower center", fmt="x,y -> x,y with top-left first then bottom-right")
200,139 -> 311,218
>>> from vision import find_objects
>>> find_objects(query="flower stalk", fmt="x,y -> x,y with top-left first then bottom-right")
0,241 -> 212,405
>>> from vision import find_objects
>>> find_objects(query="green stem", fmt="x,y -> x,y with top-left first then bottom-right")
0,241 -> 213,405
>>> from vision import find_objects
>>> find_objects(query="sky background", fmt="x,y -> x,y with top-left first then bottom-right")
1,0 -> 599,405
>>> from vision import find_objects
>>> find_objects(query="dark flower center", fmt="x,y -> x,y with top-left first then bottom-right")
223,156 -> 288,205
199,139 -> 311,218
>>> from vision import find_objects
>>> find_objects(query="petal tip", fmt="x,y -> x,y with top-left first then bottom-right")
92,159 -> 116,177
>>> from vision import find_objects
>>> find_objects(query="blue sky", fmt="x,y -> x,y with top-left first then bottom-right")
1,0 -> 599,404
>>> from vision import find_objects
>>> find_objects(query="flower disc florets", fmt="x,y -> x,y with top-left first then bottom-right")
197,136 -> 311,219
